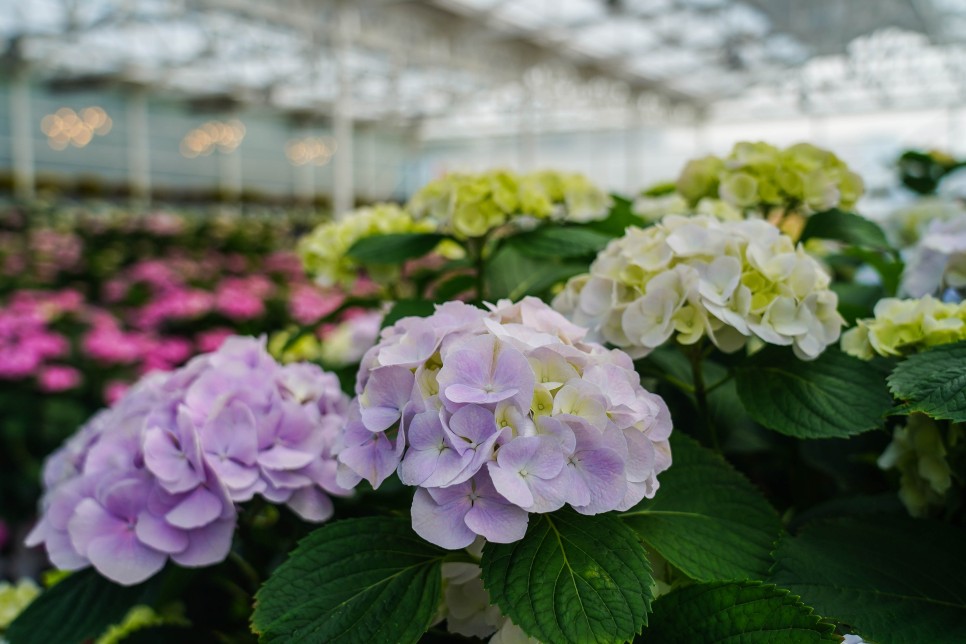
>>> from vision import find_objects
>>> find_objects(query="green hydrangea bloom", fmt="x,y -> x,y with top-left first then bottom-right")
878,413 -> 955,517
841,296 -> 966,359
408,169 -> 609,239
297,204 -> 436,288
0,579 -> 40,631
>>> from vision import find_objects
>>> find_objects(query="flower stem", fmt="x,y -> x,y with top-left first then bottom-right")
467,237 -> 487,301
689,343 -> 721,453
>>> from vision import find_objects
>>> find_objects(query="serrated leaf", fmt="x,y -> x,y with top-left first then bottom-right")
5,569 -> 163,644
887,341 -> 966,422
346,233 -> 446,264
380,299 -> 438,329
800,210 -> 891,250
508,226 -> 612,258
251,517 -> 446,644
735,346 -> 892,439
643,581 -> 838,643
622,434 -> 781,582
481,509 -> 652,644
771,516 -> 966,644
485,246 -> 586,301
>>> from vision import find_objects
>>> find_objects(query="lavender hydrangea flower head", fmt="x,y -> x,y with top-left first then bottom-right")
27,336 -> 351,585
338,298 -> 672,549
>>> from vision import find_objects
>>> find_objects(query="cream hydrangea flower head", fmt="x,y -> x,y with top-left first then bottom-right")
841,296 -> 966,360
0,579 -> 39,631
408,169 -> 610,239
297,204 -> 436,288
900,216 -> 966,298
553,214 -> 845,360
878,413 -> 955,518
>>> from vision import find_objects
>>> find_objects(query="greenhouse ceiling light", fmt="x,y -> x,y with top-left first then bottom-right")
285,136 -> 337,166
180,119 -> 247,158
40,107 -> 113,150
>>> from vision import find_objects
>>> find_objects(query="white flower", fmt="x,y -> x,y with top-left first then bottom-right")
554,215 -> 843,358
901,216 -> 966,298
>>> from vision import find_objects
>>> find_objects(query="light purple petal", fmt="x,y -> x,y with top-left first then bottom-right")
360,366 -> 416,432
286,487 -> 334,523
463,474 -> 529,543
87,531 -> 166,586
172,517 -> 236,567
135,511 -> 189,554
165,485 -> 225,529
201,400 -> 258,466
411,487 -> 476,549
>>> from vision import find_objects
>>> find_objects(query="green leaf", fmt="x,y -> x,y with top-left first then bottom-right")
771,516 -> 966,644
481,509 -> 652,644
622,434 -> 781,582
830,282 -> 885,325
887,340 -> 966,422
485,245 -> 586,301
5,569 -> 163,644
644,581 -> 838,643
346,233 -> 446,265
431,273 -> 476,300
508,226 -> 613,258
251,516 -> 445,644
586,194 -> 647,237
735,346 -> 893,439
800,209 -> 892,250
380,299 -> 438,329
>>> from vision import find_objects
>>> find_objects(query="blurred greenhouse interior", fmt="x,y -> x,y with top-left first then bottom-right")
3,0 -> 966,213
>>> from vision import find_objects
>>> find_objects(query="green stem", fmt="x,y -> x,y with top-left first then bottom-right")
689,343 -> 721,453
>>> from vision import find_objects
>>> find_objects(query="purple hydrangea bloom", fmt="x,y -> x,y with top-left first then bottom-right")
338,297 -> 673,549
27,336 -> 351,585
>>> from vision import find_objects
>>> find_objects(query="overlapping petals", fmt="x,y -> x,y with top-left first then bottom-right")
338,298 -> 672,549
841,295 -> 966,359
553,215 -> 844,360
27,336 -> 350,585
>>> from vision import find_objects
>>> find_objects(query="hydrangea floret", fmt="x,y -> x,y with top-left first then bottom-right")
0,579 -> 39,632
408,170 -> 610,239
676,142 -> 865,215
553,215 -> 845,360
297,204 -> 436,288
26,336 -> 350,585
878,413 -> 956,517
336,298 -> 672,549
841,296 -> 966,359
900,216 -> 966,298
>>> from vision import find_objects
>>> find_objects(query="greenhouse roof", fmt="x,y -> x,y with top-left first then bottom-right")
3,0 -> 966,126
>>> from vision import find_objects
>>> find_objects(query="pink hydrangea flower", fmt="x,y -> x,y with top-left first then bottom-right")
38,365 -> 82,392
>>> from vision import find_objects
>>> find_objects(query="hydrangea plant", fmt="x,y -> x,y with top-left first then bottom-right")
25,337 -> 350,585
336,297 -> 672,548
554,214 -> 844,360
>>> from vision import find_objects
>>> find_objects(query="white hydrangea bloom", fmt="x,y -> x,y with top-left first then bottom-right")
901,216 -> 966,299
553,215 -> 844,359
842,634 -> 868,644
438,560 -> 539,643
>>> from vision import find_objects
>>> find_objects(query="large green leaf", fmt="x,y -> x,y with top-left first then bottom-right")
5,569 -> 163,644
508,226 -> 613,259
887,341 -> 966,422
379,299 -> 438,329
800,209 -> 892,250
772,516 -> 966,643
586,194 -> 647,237
485,245 -> 586,301
346,233 -> 446,264
251,517 -> 446,643
643,581 -> 837,643
735,346 -> 893,439
622,434 -> 781,582
481,509 -> 652,644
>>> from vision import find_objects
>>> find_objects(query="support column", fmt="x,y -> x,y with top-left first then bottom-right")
10,69 -> 35,201
517,87 -> 537,171
624,98 -> 643,192
219,145 -> 242,202
127,86 -> 151,203
332,5 -> 356,218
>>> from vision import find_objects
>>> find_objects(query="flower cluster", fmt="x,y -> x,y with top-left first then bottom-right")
408,169 -> 610,239
0,579 -> 39,632
841,296 -> 966,359
438,556 -> 537,643
268,309 -> 383,367
26,336 -> 350,585
878,413 -> 956,517
883,197 -> 964,249
553,215 -> 844,359
0,290 -> 81,390
676,142 -> 864,214
900,216 -> 966,298
297,204 -> 436,288
337,298 -> 672,549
